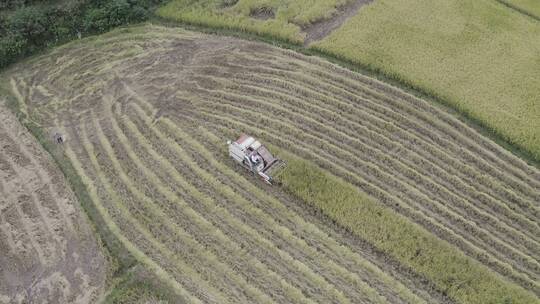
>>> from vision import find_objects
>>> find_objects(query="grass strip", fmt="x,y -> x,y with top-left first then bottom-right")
103,265 -> 180,304
276,156 -> 538,304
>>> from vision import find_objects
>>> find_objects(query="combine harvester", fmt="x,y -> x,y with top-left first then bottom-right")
228,134 -> 285,184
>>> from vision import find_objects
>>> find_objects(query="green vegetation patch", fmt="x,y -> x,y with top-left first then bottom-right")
105,265 -> 180,304
157,0 -> 352,43
0,0 -> 163,70
313,0 -> 540,162
277,156 -> 537,304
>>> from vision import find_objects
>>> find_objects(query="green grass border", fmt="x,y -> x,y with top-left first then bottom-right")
151,16 -> 540,169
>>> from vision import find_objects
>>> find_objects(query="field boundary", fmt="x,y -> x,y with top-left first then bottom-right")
150,18 -> 540,169
495,0 -> 540,21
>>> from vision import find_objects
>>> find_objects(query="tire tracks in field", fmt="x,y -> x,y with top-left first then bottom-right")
198,86 -> 540,262
73,116 -> 227,304
119,106 -> 356,304
84,110 -> 271,304
197,77 -> 539,245
64,144 -> 201,304
194,89 -> 540,268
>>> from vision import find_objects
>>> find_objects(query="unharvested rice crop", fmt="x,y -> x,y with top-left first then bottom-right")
2,25 -> 539,304
157,0 -> 354,43
313,0 -> 540,162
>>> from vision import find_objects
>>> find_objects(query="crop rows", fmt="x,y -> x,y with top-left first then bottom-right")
313,0 -> 540,162
44,92 -> 432,302
4,25 -> 538,302
0,104 -> 106,302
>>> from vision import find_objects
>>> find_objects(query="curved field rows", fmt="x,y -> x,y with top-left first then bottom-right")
0,104 -> 107,303
2,25 -> 539,302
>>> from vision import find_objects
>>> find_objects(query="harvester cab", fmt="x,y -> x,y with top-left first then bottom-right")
228,134 -> 285,184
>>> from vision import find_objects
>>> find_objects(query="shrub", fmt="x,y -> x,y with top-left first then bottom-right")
0,33 -> 26,67
0,0 -> 162,70
8,6 -> 51,47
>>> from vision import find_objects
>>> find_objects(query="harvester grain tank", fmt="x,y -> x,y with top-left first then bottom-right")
228,134 -> 285,184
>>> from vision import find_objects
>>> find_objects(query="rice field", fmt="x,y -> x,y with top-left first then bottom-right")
1,25 -> 539,303
157,0 -> 540,164
157,0 -> 358,43
313,0 -> 540,162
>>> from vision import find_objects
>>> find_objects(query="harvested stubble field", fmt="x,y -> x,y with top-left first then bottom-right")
1,25 -> 539,303
0,102 -> 107,302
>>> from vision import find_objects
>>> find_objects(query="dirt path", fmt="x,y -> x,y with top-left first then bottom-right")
303,0 -> 373,46
0,105 -> 107,303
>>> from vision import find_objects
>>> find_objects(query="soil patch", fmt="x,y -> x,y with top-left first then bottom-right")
303,0 -> 372,46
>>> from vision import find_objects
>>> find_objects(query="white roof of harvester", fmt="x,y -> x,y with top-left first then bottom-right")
236,134 -> 261,151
